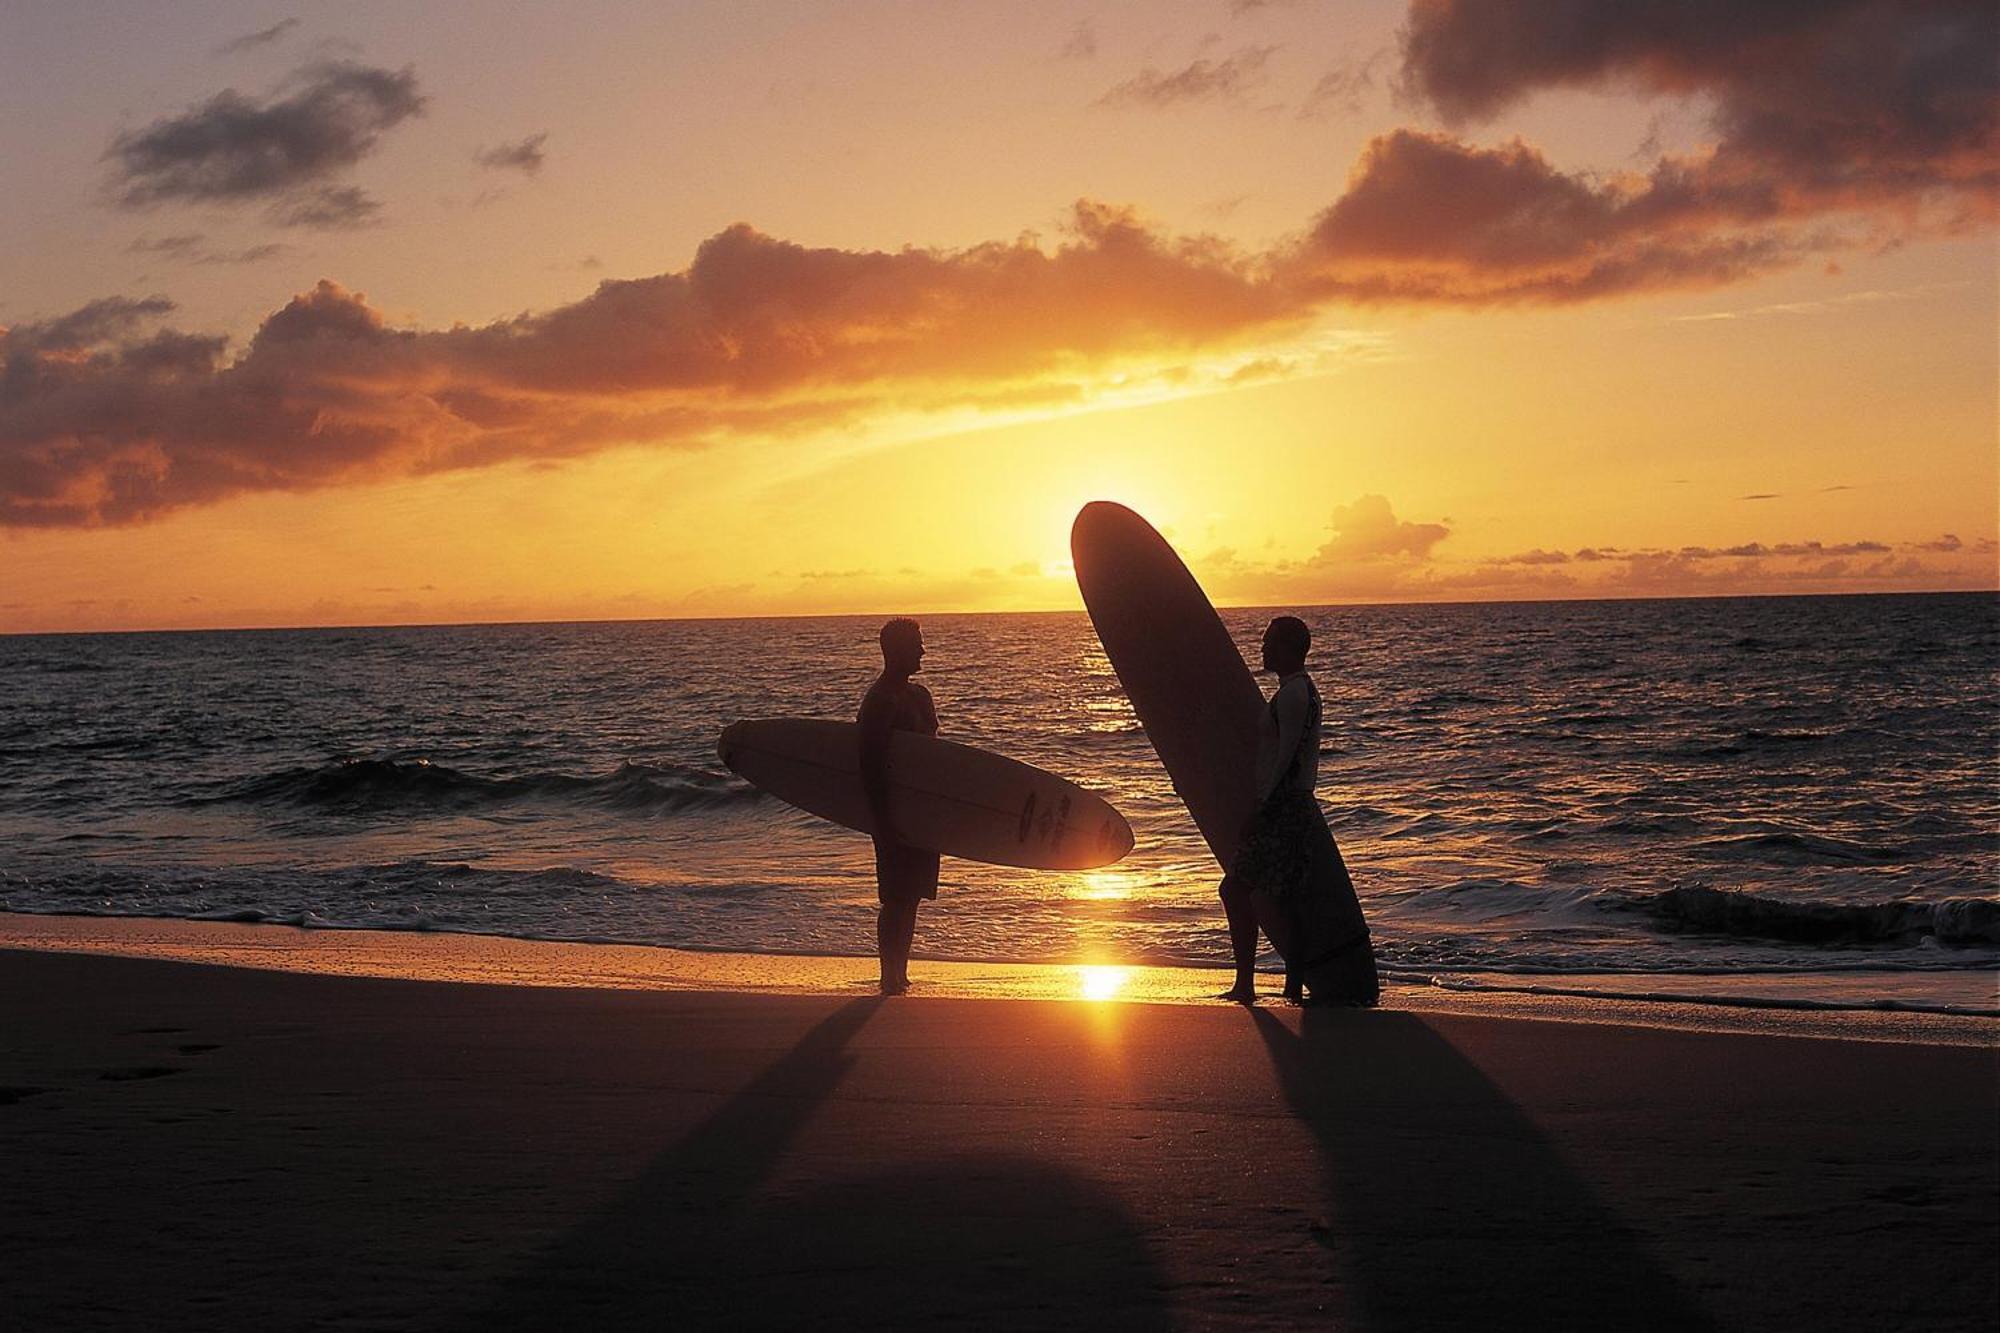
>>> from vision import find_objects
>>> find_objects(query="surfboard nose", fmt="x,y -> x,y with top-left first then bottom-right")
1071,500 -> 1138,546
715,720 -> 744,767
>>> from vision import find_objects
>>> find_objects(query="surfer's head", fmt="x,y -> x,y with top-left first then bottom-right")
1261,616 -> 1309,675
880,617 -> 925,676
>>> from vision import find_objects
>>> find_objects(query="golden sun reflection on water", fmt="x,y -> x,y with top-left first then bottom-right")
1077,964 -> 1132,1001
1074,869 -> 1136,901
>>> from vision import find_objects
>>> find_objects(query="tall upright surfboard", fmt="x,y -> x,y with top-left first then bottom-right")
718,718 -> 1133,871
1071,500 -> 1377,1001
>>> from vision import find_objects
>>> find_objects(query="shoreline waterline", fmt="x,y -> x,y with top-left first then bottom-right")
3,911 -> 1991,1046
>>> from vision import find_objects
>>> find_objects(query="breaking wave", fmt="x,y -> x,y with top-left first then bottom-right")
206,758 -> 759,815
1634,884 -> 2000,948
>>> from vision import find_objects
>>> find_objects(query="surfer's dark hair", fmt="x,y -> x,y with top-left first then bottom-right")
880,617 -> 921,651
1267,616 -> 1310,660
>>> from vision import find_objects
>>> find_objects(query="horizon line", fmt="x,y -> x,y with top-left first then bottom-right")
3,584 -> 1994,639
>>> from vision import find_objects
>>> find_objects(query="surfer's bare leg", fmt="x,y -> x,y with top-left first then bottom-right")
877,897 -> 918,993
1217,875 -> 1260,1000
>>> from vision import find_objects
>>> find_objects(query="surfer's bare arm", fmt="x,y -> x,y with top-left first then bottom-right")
858,690 -> 901,843
1261,678 -> 1309,806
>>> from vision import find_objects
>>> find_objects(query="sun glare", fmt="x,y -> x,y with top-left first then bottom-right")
1077,964 -> 1131,1002
1074,869 -> 1137,901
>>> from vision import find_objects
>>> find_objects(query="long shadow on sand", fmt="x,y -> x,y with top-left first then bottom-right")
467,997 -> 1168,1330
1251,1007 -> 1716,1333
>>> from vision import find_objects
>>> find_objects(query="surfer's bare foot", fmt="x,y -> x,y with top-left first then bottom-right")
879,976 -> 910,996
1301,992 -> 1374,1008
1217,983 -> 1257,1003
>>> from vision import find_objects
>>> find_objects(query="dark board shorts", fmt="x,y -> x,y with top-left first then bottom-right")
873,838 -> 941,903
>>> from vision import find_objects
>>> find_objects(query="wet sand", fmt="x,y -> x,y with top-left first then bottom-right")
3,912 -> 1992,1044
2,933 -> 1995,1330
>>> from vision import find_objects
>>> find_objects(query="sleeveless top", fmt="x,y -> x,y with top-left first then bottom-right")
1256,673 -> 1320,804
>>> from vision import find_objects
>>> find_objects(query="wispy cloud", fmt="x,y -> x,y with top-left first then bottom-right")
128,233 -> 207,260
474,133 -> 547,176
1671,283 -> 1974,324
1196,521 -> 1990,603
1298,48 -> 1388,121
264,183 -> 380,229
215,18 -> 299,57
1096,45 -> 1276,109
128,232 -> 289,264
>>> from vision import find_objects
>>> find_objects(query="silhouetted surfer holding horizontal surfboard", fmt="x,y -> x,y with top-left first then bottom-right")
719,630 -> 1131,983
859,618 -> 939,995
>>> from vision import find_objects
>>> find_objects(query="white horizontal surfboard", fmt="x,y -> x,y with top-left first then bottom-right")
716,718 -> 1134,871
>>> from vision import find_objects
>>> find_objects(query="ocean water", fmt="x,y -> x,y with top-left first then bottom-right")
2,594 -> 1996,1013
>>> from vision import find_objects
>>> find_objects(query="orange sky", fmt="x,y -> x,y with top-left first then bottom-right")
1,1 -> 1994,632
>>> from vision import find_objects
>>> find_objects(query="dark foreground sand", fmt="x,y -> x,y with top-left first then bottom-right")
2,946 -> 1994,1331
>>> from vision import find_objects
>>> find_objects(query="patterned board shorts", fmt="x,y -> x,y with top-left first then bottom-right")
1227,792 -> 1325,902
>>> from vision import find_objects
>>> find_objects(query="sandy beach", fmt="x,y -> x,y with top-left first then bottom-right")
3,922 -> 1994,1331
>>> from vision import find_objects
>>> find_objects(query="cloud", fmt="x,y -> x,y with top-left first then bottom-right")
1290,130 -> 1798,303
0,202 -> 1309,527
1740,493 -> 1780,501
206,242 -> 290,264
128,233 -> 207,260
265,184 -> 381,229
129,232 -> 289,264
216,18 -> 299,56
1671,282 -> 1971,324
1058,21 -> 1096,61
474,133 -> 547,176
1283,1 -> 1996,305
104,61 -> 423,227
1199,522 -> 1990,603
1299,48 -> 1389,121
1096,45 -> 1276,109
1390,2 -> 1994,264
1494,537 -> 1907,568
18,9 -> 1999,533
1399,0 -> 1996,211
1315,494 -> 1450,561
9,295 -> 176,350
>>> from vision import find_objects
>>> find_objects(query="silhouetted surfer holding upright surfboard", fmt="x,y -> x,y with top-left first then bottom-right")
859,618 -> 939,994
1219,616 -> 1373,1004
1072,501 -> 1379,1006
